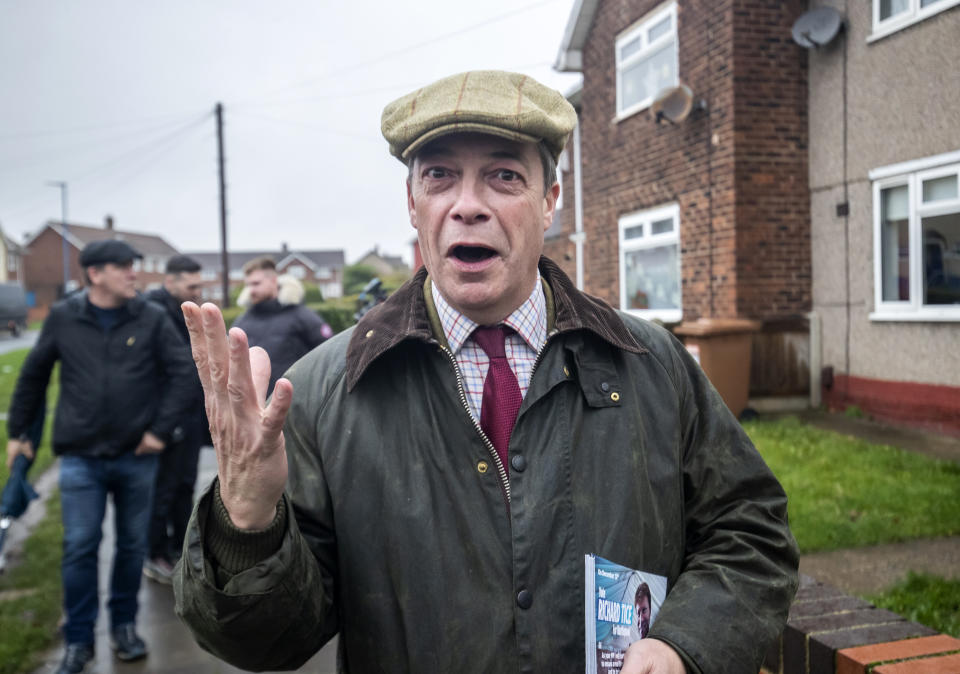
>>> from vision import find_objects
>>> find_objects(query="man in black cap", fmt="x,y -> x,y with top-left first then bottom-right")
6,239 -> 194,674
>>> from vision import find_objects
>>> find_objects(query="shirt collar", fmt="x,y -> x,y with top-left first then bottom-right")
431,275 -> 547,355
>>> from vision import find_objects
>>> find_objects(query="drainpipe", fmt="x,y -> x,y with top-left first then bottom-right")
808,311 -> 822,409
569,118 -> 585,290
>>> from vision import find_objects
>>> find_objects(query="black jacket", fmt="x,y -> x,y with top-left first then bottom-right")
232,299 -> 330,392
145,287 -> 207,444
7,291 -> 195,457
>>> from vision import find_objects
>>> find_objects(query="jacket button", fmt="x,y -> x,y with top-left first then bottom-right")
511,454 -> 527,472
477,461 -> 489,474
563,365 -> 571,377
600,382 -> 610,392
516,589 -> 533,609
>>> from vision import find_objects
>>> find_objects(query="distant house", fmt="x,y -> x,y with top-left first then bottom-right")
22,216 -> 179,319
188,244 -> 345,302
0,223 -> 24,283
353,246 -> 410,277
551,0 -> 812,402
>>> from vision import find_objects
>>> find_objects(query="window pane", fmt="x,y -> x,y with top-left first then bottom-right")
648,15 -> 672,43
922,212 -> 960,305
922,175 -> 959,202
624,224 -> 644,240
620,41 -> 676,110
651,217 -> 674,235
623,243 -> 680,310
880,0 -> 910,20
619,35 -> 643,61
921,0 -> 944,7
880,186 -> 910,302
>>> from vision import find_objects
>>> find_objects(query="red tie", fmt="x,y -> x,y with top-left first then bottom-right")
473,326 -> 522,473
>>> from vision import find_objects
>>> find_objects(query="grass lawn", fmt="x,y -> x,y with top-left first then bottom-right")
868,573 -> 960,638
744,416 -> 960,554
0,348 -> 62,674
0,496 -> 62,674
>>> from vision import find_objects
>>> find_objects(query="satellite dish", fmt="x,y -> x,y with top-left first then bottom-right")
650,84 -> 706,125
792,7 -> 844,48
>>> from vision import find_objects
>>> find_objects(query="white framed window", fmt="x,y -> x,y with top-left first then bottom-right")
615,3 -> 678,119
870,0 -> 960,41
619,203 -> 682,322
287,265 -> 306,279
871,152 -> 960,321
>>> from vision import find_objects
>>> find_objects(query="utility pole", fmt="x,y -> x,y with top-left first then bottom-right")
216,102 -> 230,308
47,181 -> 70,294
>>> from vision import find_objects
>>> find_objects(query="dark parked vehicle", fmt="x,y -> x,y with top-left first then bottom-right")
0,283 -> 28,336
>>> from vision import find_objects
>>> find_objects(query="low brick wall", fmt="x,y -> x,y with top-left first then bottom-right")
763,575 -> 960,673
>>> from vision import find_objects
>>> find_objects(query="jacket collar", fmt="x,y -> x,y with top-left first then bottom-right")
67,289 -> 145,320
345,256 -> 645,391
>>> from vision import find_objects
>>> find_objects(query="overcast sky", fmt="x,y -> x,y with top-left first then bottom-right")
0,0 -> 582,266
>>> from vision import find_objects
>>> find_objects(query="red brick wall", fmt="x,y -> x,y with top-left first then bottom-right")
824,374 -> 960,437
543,151 -> 578,280
570,0 -> 809,321
732,0 -> 811,319
22,228 -> 82,317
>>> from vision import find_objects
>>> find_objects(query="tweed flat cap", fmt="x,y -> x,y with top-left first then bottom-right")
381,70 -> 577,163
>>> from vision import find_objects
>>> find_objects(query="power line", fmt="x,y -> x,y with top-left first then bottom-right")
230,110 -> 382,145
0,108 -> 215,143
0,112 -> 209,175
227,0 -> 563,107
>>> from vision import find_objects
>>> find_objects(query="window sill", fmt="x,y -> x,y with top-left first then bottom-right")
869,309 -> 960,322
867,0 -> 960,44
613,101 -> 652,125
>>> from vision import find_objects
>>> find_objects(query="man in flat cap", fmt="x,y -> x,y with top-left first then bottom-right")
6,239 -> 195,674
176,71 -> 798,673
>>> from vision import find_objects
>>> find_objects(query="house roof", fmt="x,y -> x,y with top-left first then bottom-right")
555,0 -> 600,72
26,221 -> 179,257
186,249 -> 345,273
355,248 -> 407,271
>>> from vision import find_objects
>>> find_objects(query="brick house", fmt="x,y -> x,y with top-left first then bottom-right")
22,216 -> 179,320
354,246 -> 410,278
550,0 -> 812,401
188,246 -> 345,303
807,1 -> 960,433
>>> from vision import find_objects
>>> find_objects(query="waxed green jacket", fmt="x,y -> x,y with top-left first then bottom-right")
175,257 -> 799,673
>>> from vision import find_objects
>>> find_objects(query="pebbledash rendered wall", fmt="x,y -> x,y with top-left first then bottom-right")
807,1 -> 960,433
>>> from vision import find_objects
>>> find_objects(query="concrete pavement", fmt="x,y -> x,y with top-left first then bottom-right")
31,448 -> 338,673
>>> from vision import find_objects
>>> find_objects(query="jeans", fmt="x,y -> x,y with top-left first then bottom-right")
59,452 -> 159,645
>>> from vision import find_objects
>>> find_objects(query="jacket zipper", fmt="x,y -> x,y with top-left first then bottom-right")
436,343 -> 511,503
434,328 -> 561,505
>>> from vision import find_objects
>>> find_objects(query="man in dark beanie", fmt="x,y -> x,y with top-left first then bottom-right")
6,240 -> 193,674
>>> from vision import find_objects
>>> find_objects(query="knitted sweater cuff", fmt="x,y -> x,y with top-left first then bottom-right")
205,479 -> 287,575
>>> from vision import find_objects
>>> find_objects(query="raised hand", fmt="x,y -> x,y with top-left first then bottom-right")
182,302 -> 291,530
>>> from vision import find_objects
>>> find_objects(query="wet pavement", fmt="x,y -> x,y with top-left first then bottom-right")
31,447 -> 338,673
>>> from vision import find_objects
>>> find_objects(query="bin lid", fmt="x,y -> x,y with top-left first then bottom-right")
673,317 -> 762,337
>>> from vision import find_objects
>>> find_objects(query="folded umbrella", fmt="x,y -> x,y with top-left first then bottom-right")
0,408 -> 44,571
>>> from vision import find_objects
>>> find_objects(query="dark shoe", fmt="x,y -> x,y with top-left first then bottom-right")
55,643 -> 94,674
142,556 -> 174,585
110,623 -> 147,661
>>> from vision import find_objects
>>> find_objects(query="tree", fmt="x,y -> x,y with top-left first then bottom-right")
343,264 -> 378,295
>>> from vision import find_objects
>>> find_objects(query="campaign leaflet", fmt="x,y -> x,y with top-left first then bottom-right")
585,554 -> 668,674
